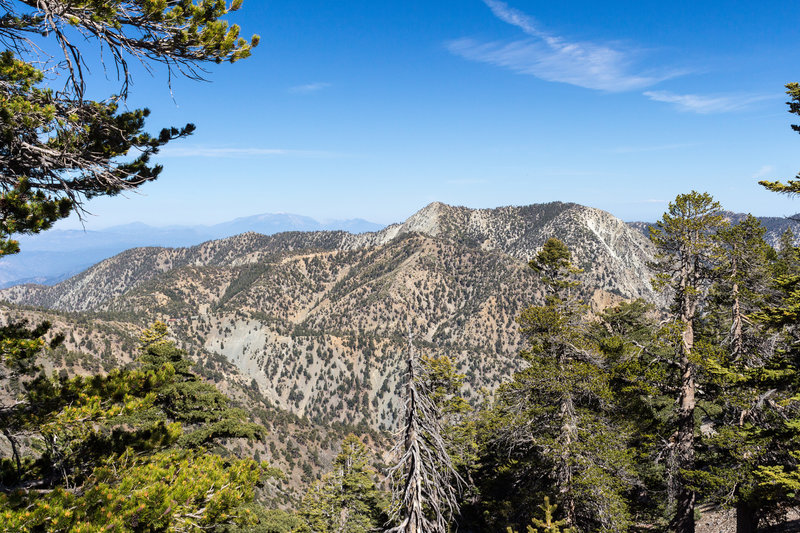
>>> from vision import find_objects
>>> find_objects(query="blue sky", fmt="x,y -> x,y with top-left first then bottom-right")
52,0 -> 800,228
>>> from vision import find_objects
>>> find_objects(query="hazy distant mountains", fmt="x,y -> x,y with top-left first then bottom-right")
0,214 -> 383,288
5,205 -> 795,290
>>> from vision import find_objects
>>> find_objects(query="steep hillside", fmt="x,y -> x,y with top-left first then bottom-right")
0,201 -> 659,429
351,202 -> 657,300
0,304 -> 388,501
3,202 -> 659,310
0,214 -> 383,288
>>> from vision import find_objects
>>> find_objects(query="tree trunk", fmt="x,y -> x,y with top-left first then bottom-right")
730,252 -> 744,361
558,383 -> 577,527
558,349 -> 578,527
735,502 -> 759,533
673,281 -> 697,533
673,355 -> 696,533
2,427 -> 21,479
404,349 -> 423,533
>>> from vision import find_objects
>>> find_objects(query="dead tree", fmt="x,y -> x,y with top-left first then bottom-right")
387,331 -> 464,533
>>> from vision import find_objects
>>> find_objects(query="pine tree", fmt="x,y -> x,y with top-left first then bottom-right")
483,238 -> 635,532
137,321 -> 265,448
592,299 -> 676,528
649,191 -> 726,533
506,497 -> 576,533
297,434 -> 388,533
0,0 -> 258,256
419,354 -> 475,473
0,318 -> 63,482
693,215 -> 782,532
742,230 -> 800,527
0,322 -> 271,530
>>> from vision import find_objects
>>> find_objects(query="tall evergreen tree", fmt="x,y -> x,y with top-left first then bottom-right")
592,299 -> 676,529
744,214 -> 800,528
649,191 -> 726,533
692,215 -> 784,532
297,434 -> 388,533
480,238 -> 634,532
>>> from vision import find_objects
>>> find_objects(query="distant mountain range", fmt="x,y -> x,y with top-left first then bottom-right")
2,201 -> 798,430
0,214 -> 383,288
0,201 -> 663,429
4,206 -> 796,290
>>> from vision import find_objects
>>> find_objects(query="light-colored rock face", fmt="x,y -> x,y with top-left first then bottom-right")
0,200 -> 666,429
350,201 -> 660,303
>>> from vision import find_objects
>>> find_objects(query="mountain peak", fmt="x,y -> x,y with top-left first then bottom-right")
401,201 -> 456,236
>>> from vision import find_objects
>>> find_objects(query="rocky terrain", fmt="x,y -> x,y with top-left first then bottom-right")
0,303 -> 387,501
0,213 -> 383,288
3,200 -> 797,522
0,201 -> 661,431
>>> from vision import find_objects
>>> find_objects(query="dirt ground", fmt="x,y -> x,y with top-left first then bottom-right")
696,505 -> 800,533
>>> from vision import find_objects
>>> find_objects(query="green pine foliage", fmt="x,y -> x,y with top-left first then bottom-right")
0,321 -> 274,531
297,434 -> 388,533
420,354 -> 476,472
1,449 -> 266,532
137,321 -> 265,448
593,299 -> 675,528
506,496 -> 576,533
0,1 -> 258,256
469,239 -> 635,533
648,191 -> 727,533
688,215 -> 789,528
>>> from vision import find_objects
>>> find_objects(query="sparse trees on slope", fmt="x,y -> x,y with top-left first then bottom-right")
649,191 -> 726,533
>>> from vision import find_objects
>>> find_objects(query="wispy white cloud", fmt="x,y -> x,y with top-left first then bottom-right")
158,147 -> 342,158
643,90 -> 771,114
610,142 -> 698,154
447,0 -> 677,92
751,165 -> 775,179
288,82 -> 331,94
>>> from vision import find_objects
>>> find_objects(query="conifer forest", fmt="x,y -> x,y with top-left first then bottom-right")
2,1 -> 800,532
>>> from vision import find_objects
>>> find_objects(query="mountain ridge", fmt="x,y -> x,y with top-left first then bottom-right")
0,213 -> 384,288
2,200 -> 792,430
0,201 -> 658,428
